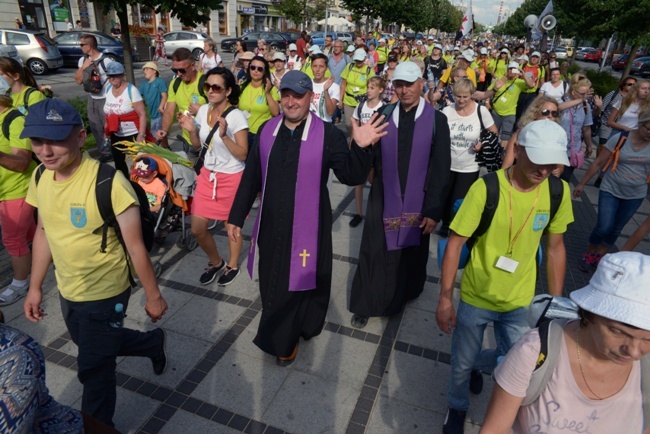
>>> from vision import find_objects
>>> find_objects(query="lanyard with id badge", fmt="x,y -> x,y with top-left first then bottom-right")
495,168 -> 540,273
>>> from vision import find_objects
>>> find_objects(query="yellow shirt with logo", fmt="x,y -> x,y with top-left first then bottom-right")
490,58 -> 508,79
238,83 -> 280,134
167,73 -> 208,142
341,64 -> 375,107
0,109 -> 35,201
11,87 -> 46,114
25,154 -> 138,302
488,79 -> 528,116
449,170 -> 574,312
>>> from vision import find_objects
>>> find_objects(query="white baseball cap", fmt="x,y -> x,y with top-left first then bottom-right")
459,51 -> 474,62
531,51 -> 541,57
427,36 -> 434,40
518,120 -> 569,166
378,38 -> 386,43
570,252 -> 650,331
520,55 -> 529,62
289,43 -> 297,51
501,48 -> 510,54
392,61 -> 422,82
346,45 -> 355,53
480,47 -> 488,55
434,44 -> 443,50
352,48 -> 367,61
416,40 -> 423,45
308,45 -> 322,54
507,61 -> 521,71
272,52 -> 286,62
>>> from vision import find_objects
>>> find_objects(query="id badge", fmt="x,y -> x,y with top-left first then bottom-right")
353,86 -> 360,93
242,110 -> 251,119
495,256 -> 519,273
500,96 -> 507,103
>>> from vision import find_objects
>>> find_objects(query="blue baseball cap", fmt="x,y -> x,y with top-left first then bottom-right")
21,99 -> 83,140
106,62 -> 125,75
279,70 -> 313,95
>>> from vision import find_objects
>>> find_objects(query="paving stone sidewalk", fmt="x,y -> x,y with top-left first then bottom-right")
1,156 -> 649,434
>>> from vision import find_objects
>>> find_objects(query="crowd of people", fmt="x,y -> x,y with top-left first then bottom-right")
0,29 -> 649,434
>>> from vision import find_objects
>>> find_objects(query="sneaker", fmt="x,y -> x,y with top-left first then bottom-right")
349,214 -> 363,227
469,369 -> 483,394
0,283 -> 28,306
217,266 -> 240,286
199,260 -> 226,285
578,252 -> 600,272
351,314 -> 369,329
443,408 -> 467,434
150,328 -> 167,375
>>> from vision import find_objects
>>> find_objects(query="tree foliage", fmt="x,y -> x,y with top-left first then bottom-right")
96,0 -> 223,81
278,0 -> 332,27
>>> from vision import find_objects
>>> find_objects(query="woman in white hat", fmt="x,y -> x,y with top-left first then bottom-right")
286,43 -> 302,71
481,251 -> 650,434
270,51 -> 287,88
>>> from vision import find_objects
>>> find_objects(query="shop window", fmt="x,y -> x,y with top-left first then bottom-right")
218,10 -> 227,35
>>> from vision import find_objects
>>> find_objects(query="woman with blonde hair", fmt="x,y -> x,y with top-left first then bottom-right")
573,107 -> 650,271
198,38 -> 223,73
607,79 -> 650,136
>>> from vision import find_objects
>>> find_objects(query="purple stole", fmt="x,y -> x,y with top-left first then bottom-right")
381,101 -> 435,251
247,112 -> 325,291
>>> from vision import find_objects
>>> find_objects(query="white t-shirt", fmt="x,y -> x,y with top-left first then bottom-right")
442,103 -> 495,173
310,81 -> 340,122
103,83 -> 143,137
352,99 -> 384,125
613,100 -> 640,130
287,55 -> 302,71
540,81 -> 567,104
195,104 -> 249,174
494,326 -> 643,434
77,54 -> 114,100
200,53 -> 222,72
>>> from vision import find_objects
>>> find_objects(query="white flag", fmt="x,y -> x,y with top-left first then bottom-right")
459,1 -> 473,37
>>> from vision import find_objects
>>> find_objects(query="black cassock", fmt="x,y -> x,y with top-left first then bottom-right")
229,117 -> 371,358
350,105 -> 451,317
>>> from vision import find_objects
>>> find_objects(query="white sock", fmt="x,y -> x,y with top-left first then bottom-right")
11,279 -> 28,288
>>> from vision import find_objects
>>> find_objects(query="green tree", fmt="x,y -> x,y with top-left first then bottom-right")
97,0 -> 223,81
277,0 -> 331,29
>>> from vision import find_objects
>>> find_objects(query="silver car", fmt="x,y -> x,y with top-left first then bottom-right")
0,43 -> 23,66
163,31 -> 209,61
0,29 -> 63,75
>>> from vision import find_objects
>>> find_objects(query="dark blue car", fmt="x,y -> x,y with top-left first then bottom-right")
53,31 -> 136,67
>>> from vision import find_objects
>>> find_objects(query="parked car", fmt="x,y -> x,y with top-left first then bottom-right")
612,54 -> 630,71
54,31 -> 136,68
0,43 -> 23,66
575,48 -> 601,62
631,57 -> 650,77
336,32 -> 353,45
220,32 -> 289,53
310,32 -> 337,48
0,29 -> 63,75
163,31 -> 209,61
553,47 -> 568,60
280,32 -> 302,44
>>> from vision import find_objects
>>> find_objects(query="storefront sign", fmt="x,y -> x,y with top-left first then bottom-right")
242,7 -> 255,15
253,3 -> 268,14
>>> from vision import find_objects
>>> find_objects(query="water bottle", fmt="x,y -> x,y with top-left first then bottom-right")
102,136 -> 111,151
109,303 -> 124,329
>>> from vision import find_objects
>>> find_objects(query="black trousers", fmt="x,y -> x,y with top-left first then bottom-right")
60,288 -> 162,427
441,170 -> 480,230
110,133 -> 137,178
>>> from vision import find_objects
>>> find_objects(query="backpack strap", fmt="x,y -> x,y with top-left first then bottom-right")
642,356 -> 650,430
466,171 -> 500,250
521,319 -> 568,406
34,164 -> 46,185
547,175 -> 564,230
23,87 -> 36,110
95,163 -> 118,254
172,76 -> 181,94
355,100 -> 366,125
2,109 -> 24,140
602,131 -> 630,173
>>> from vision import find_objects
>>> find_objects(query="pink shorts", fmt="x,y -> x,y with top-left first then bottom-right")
0,198 -> 36,256
191,168 -> 243,221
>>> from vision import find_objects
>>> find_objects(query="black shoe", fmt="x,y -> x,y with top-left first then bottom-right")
199,260 -> 225,285
98,154 -> 113,163
218,266 -> 240,286
349,214 -> 363,227
469,369 -> 483,394
151,328 -> 167,375
443,408 -> 466,434
351,314 -> 369,329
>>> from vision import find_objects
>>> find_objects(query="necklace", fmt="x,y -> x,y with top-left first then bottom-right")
576,326 -> 605,400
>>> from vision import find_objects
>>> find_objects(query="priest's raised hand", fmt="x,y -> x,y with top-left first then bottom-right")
350,112 -> 388,148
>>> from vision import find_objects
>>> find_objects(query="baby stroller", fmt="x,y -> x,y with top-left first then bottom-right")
131,153 -> 198,251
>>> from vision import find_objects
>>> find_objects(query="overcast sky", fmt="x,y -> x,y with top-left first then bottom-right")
467,0 -> 523,26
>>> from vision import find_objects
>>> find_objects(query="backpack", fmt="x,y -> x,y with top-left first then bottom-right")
35,163 -> 155,286
436,172 -> 564,269
171,73 -> 207,100
523,296 -> 650,428
82,56 -> 107,94
1,109 -> 23,141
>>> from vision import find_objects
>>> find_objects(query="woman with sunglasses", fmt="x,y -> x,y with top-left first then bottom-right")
102,62 -> 147,177
573,108 -> 650,272
607,79 -> 650,138
238,56 -> 280,147
178,67 -> 249,286
599,77 -> 637,152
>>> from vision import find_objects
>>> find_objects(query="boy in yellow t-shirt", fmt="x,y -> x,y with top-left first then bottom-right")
436,120 -> 574,432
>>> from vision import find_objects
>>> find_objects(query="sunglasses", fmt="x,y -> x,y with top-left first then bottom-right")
79,43 -> 88,47
249,65 -> 265,72
540,109 -> 559,118
108,74 -> 123,79
625,82 -> 636,87
203,83 -> 225,94
171,67 -> 190,74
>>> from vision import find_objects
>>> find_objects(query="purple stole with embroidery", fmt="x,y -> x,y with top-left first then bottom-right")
381,102 -> 435,251
247,112 -> 325,291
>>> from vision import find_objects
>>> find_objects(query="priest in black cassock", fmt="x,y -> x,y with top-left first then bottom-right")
227,70 -> 385,365
349,61 -> 451,328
